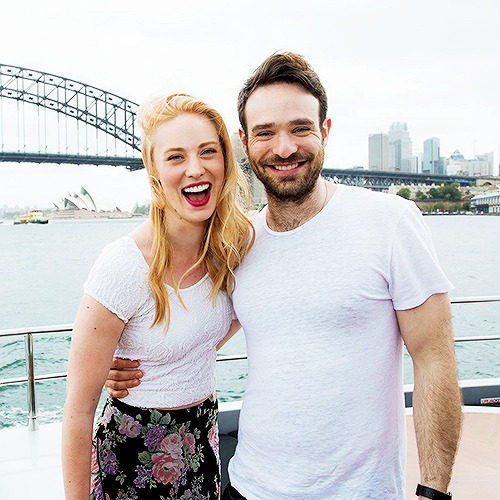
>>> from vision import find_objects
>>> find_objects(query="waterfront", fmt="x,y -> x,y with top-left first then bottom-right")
0,214 -> 499,428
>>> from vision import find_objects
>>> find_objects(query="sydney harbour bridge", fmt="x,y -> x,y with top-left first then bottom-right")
0,64 -> 475,190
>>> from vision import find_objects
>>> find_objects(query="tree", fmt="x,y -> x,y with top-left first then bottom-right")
434,201 -> 445,212
416,190 -> 427,199
396,187 -> 411,199
439,183 -> 462,201
428,187 -> 441,199
133,202 -> 150,215
428,184 -> 463,201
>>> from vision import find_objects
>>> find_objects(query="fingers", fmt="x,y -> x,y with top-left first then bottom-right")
110,357 -> 140,369
107,369 -> 143,382
106,387 -> 130,398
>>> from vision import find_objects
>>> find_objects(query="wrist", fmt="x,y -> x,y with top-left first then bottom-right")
416,484 -> 452,499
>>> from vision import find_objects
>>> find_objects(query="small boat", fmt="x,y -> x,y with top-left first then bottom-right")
14,210 -> 49,225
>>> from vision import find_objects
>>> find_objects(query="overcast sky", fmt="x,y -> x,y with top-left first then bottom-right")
1,0 -> 499,211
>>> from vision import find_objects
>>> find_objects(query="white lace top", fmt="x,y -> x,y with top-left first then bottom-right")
83,236 -> 234,408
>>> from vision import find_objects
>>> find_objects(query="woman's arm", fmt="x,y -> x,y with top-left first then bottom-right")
62,294 -> 125,500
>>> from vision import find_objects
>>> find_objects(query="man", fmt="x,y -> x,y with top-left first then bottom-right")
107,53 -> 462,499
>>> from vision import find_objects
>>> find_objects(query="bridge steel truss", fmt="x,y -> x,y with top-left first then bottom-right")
0,64 -> 142,165
0,64 -> 478,186
322,168 -> 475,188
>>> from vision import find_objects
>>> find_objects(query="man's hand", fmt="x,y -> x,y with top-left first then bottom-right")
104,358 -> 143,398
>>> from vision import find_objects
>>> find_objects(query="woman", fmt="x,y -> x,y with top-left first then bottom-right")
62,94 -> 254,500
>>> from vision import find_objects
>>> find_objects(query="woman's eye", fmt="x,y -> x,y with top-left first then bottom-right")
201,148 -> 216,155
167,155 -> 182,161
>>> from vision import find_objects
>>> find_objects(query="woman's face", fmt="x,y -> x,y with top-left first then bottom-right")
152,113 -> 225,228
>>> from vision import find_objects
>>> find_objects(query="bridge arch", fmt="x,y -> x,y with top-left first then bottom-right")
0,64 -> 140,152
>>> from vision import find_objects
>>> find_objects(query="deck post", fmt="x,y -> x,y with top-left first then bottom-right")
25,333 -> 39,431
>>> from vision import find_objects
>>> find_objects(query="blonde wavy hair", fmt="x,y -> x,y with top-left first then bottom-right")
137,94 -> 255,330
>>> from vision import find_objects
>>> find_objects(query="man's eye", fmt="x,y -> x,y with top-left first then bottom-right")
256,131 -> 272,137
294,127 -> 309,133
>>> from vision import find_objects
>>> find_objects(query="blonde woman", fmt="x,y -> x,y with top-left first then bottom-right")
62,94 -> 254,500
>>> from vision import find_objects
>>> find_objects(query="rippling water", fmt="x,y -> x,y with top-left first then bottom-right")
0,214 -> 499,428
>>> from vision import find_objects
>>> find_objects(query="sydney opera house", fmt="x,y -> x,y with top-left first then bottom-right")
51,186 -> 132,219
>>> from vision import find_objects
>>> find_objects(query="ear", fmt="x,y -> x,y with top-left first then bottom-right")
322,118 -> 332,145
238,128 -> 248,154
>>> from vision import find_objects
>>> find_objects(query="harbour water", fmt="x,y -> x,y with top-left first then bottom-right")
0,214 -> 499,429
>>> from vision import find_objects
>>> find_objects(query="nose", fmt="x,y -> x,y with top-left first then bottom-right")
185,156 -> 205,178
273,132 -> 298,159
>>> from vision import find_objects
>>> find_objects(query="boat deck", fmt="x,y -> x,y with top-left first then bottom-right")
1,405 -> 499,499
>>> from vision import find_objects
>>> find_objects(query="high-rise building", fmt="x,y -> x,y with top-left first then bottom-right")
368,133 -> 389,170
422,137 -> 445,174
447,151 -> 495,176
388,122 -> 413,172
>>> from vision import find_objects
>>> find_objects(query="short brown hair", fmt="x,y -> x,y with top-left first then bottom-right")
237,52 -> 328,134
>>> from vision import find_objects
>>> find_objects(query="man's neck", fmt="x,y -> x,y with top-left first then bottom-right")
265,179 -> 336,232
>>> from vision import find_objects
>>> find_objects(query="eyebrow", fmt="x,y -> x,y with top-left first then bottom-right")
250,118 -> 317,134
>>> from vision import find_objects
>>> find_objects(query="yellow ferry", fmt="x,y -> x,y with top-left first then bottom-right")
14,210 -> 49,225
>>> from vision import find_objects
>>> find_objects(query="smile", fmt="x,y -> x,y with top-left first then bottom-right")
181,182 -> 212,207
269,161 -> 306,172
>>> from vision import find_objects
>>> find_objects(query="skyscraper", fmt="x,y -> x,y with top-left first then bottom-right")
368,133 -> 389,170
423,137 -> 444,174
388,122 -> 413,172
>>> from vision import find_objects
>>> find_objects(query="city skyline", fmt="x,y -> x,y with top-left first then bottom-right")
0,0 -> 498,209
368,122 -> 497,176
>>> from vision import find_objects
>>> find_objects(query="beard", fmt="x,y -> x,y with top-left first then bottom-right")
247,146 -> 325,203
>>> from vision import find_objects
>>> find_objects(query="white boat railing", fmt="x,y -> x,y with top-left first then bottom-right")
1,295 -> 499,430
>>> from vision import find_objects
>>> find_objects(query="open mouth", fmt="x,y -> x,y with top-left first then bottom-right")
181,182 -> 212,207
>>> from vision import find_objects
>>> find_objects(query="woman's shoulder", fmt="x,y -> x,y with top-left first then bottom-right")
88,235 -> 149,290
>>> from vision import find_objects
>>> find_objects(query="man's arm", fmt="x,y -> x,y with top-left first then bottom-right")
104,321 -> 242,398
397,292 -> 463,495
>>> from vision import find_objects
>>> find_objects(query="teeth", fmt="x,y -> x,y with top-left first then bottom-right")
273,163 -> 299,171
183,183 -> 210,193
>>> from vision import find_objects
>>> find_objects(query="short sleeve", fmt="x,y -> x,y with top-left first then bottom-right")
83,238 -> 149,322
389,203 -> 453,310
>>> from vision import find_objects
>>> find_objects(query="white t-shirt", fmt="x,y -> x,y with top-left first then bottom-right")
84,236 -> 233,408
229,185 -> 453,499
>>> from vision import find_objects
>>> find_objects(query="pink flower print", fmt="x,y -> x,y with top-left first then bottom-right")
151,452 -> 182,485
118,414 -> 141,438
183,433 -> 196,454
91,468 -> 104,500
208,424 -> 218,450
179,425 -> 186,435
91,442 -> 99,474
160,433 -> 183,459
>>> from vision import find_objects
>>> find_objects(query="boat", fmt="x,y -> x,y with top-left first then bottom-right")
1,295 -> 499,499
14,210 -> 49,225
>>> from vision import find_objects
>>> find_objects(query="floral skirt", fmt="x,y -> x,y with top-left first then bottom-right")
91,396 -> 221,500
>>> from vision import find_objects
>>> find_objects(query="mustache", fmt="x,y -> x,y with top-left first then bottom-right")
261,152 -> 313,165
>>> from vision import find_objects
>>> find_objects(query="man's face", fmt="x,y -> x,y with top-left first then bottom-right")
240,83 -> 330,202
